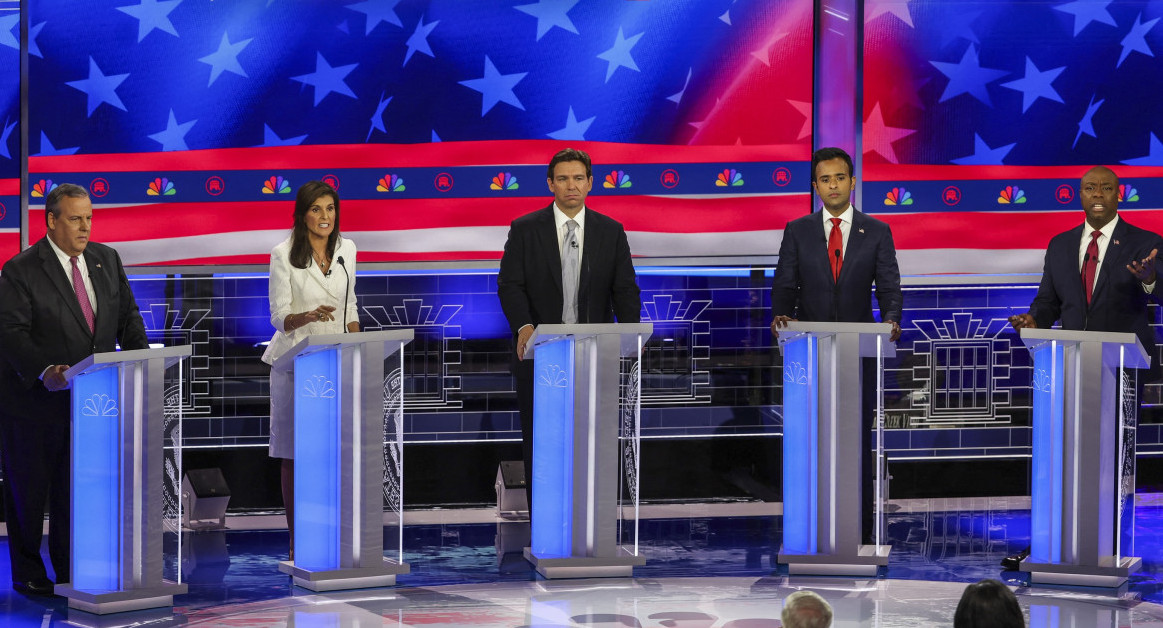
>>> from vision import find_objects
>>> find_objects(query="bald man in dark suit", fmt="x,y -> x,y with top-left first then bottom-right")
0,183 -> 148,595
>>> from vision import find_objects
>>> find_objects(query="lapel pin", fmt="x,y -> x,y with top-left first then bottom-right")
96,263 -> 102,268
1114,240 -> 1120,245
858,229 -> 865,233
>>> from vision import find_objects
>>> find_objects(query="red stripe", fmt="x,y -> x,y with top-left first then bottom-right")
30,140 -> 809,173
135,251 -> 505,266
882,209 -> 1163,250
0,178 -> 18,195
0,232 -> 19,266
31,194 -> 811,241
864,164 -> 1163,181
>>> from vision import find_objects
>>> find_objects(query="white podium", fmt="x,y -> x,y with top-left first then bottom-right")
1019,328 -> 1148,587
523,323 -> 652,578
273,329 -> 413,591
58,346 -> 191,614
776,322 -> 894,575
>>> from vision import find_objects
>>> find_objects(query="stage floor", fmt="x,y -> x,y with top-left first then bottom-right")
3,496 -> 1163,626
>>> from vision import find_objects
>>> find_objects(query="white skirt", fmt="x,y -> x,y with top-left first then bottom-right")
268,367 -> 295,459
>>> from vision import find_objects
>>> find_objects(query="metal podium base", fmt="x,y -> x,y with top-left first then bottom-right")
523,548 -> 646,579
278,559 -> 410,592
778,544 -> 891,576
55,581 -> 187,615
1024,556 -> 1143,588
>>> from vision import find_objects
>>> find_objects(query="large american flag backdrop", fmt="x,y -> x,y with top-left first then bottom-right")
4,0 -> 814,266
863,0 -> 1163,275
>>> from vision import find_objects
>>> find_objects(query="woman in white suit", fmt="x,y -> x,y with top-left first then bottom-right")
262,181 -> 359,553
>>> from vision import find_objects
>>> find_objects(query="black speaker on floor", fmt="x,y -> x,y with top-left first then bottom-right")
182,468 -> 231,530
495,460 -> 528,519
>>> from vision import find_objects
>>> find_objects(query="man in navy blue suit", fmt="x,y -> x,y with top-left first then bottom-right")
771,146 -> 903,544
1009,166 -> 1160,363
1003,165 -> 1161,570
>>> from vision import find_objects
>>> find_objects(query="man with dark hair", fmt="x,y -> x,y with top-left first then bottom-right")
771,146 -> 903,543
0,183 -> 149,595
497,148 -> 641,504
953,579 -> 1024,627
781,590 -> 834,628
1004,165 -> 1161,570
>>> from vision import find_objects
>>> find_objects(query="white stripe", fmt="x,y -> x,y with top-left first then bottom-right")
897,249 -> 1045,275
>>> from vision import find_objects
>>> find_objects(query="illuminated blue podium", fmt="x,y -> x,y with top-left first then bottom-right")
273,329 -> 413,591
1019,328 -> 1147,587
523,323 -> 652,579
57,345 -> 191,615
776,322 -> 893,575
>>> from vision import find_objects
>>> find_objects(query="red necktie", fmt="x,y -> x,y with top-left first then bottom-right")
1082,230 -> 1100,305
828,217 -> 843,281
71,256 -> 95,333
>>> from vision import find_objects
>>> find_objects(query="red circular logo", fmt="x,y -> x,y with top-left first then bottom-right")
321,174 -> 340,191
660,169 -> 679,189
1055,184 -> 1075,204
0,201 -> 6,221
89,177 -> 110,198
942,185 -> 962,206
434,172 -> 454,192
205,176 -> 225,196
772,167 -> 792,187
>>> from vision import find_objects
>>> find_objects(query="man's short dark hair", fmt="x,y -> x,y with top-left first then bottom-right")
953,579 -> 1024,628
44,183 -> 90,227
811,147 -> 854,181
547,148 -> 592,179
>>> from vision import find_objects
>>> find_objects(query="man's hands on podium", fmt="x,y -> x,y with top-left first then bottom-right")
771,316 -> 902,342
515,324 -> 535,360
1128,248 -> 1159,286
1008,313 -> 1037,330
770,315 -> 796,339
43,364 -> 70,391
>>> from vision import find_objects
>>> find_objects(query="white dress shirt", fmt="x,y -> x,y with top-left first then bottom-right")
46,235 -> 96,313
1078,215 -> 1155,293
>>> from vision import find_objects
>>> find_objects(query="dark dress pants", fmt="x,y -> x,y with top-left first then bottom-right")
0,413 -> 71,584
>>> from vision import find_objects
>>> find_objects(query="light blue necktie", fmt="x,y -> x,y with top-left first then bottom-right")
562,219 -> 579,324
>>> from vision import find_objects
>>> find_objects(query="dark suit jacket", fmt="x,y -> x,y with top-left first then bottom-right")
497,204 -> 641,334
771,209 -> 903,324
1030,217 -> 1163,368
0,238 -> 149,421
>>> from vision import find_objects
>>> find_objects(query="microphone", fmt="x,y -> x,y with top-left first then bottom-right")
337,255 -> 348,332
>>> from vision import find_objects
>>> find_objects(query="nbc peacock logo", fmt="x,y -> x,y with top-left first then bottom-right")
377,174 -> 405,192
997,185 -> 1026,204
490,172 -> 518,190
31,179 -> 57,198
1119,184 -> 1139,203
884,187 -> 913,206
715,168 -> 744,187
603,170 -> 631,189
147,177 -> 176,196
262,175 -> 292,194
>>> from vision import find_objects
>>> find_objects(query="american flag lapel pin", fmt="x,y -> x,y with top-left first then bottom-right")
1114,240 -> 1120,245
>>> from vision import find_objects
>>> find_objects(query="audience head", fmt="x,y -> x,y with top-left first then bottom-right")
781,590 -> 833,628
953,579 -> 1024,628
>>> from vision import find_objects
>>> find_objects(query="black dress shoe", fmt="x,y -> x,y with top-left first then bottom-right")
1000,547 -> 1031,571
13,578 -> 55,596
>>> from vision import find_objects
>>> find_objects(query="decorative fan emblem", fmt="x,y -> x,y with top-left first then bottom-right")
302,375 -> 336,398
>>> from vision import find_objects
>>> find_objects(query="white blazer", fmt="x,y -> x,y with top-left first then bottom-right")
261,236 -> 359,365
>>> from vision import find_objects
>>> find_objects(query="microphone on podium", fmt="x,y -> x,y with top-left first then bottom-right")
337,256 -> 350,331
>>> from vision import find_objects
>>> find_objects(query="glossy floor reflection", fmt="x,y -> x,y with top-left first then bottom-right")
3,498 -> 1163,626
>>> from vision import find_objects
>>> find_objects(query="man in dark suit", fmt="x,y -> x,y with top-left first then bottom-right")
0,183 -> 148,596
1003,165 -> 1161,570
497,148 -> 641,503
770,147 -> 903,544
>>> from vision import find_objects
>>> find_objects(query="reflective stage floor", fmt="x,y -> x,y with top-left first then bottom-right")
4,497 -> 1163,626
